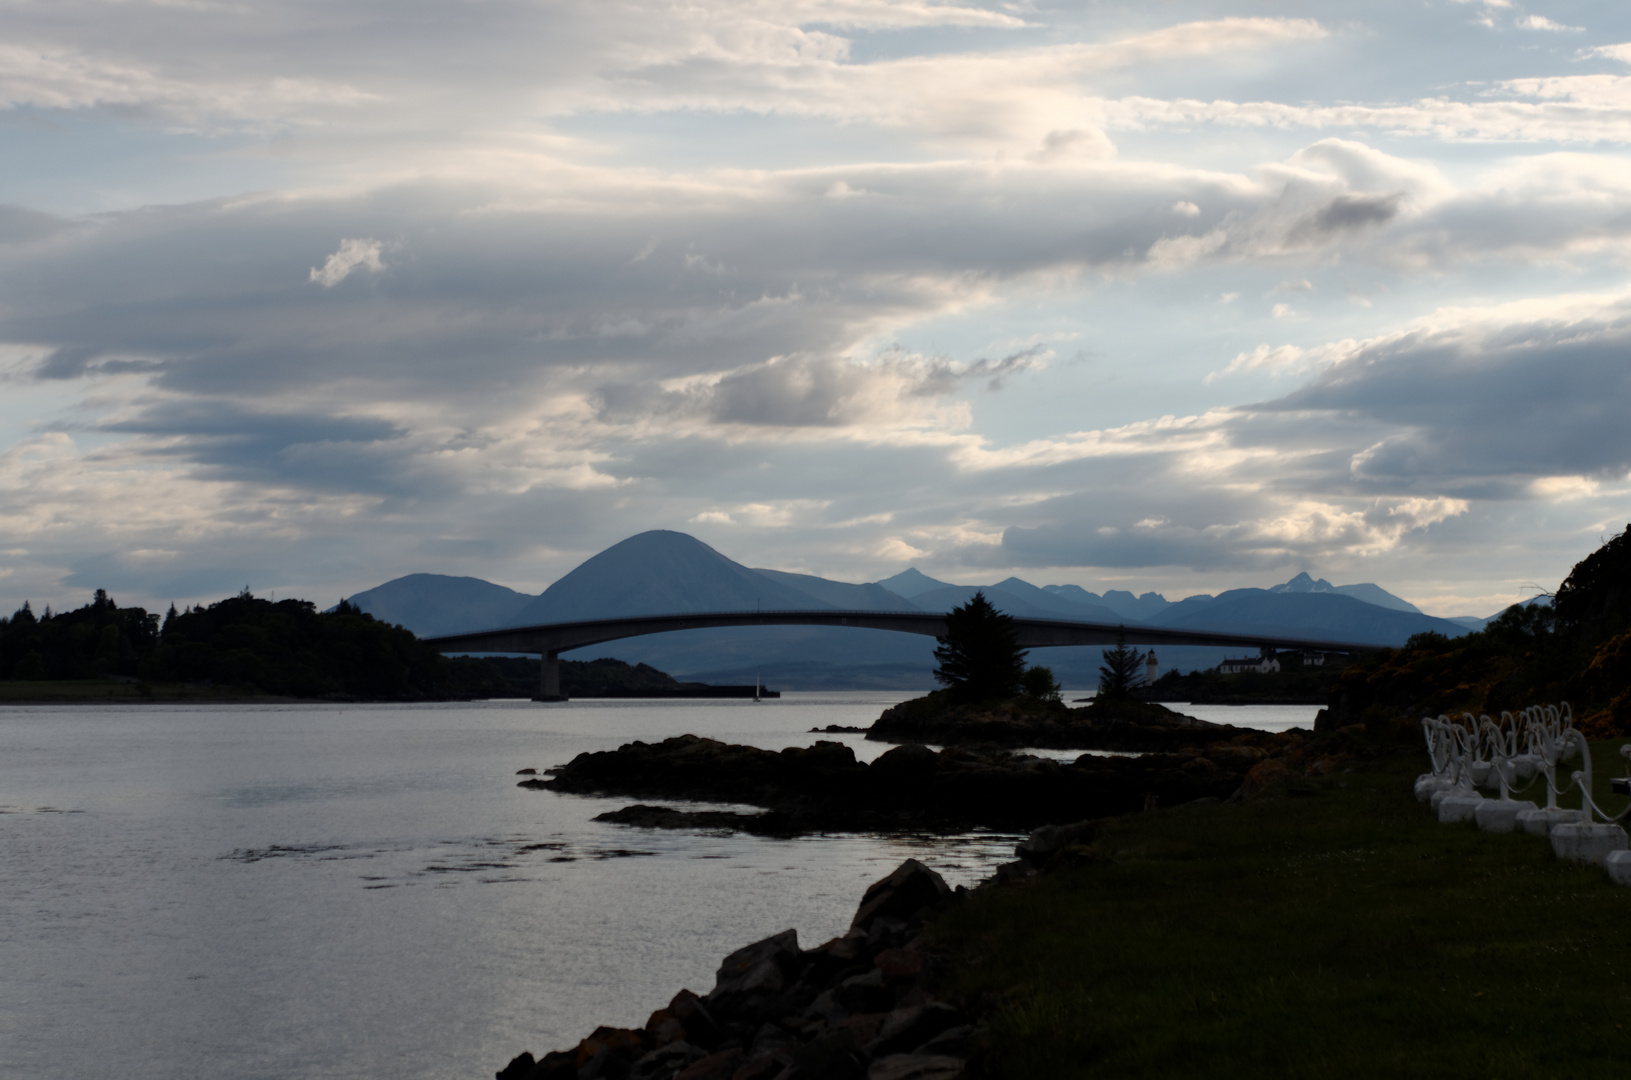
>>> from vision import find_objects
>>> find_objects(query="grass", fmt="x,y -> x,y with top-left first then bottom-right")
0,679 -> 271,702
933,742 -> 1631,1078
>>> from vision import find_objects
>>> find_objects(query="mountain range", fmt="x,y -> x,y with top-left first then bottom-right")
346,530 -> 1500,689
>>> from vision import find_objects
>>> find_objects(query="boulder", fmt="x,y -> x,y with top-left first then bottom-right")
496,1051 -> 535,1080
629,1041 -> 705,1080
674,1048 -> 742,1080
870,744 -> 939,779
1015,820 -> 1096,865
786,1027 -> 867,1080
911,1026 -> 972,1058
705,929 -> 802,1017
851,860 -> 951,933
864,1004 -> 964,1059
866,1054 -> 966,1080
1604,849 -> 1631,886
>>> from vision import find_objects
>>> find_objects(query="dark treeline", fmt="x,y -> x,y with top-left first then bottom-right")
0,588 -> 711,700
1330,524 -> 1631,736
0,590 -> 457,698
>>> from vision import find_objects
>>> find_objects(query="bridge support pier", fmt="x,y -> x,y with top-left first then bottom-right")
532,651 -> 567,702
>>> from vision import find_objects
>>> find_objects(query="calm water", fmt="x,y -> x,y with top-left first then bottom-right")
0,694 -> 1318,1080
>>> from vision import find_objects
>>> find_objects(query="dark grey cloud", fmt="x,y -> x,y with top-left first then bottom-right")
1261,312 -> 1631,486
1307,192 -> 1402,232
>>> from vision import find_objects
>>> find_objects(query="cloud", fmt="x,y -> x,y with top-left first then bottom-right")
310,238 -> 388,287
1516,15 -> 1581,32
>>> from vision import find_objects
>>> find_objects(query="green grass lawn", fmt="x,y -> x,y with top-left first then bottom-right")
0,679 -> 268,702
935,743 -> 1631,1078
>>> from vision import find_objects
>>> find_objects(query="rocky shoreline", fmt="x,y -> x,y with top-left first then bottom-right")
864,692 -> 1288,754
503,693 -> 1364,1079
526,732 -> 1290,834
495,840 -> 1090,1080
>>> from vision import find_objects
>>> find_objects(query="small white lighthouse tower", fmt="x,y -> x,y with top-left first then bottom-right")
1145,648 -> 1159,686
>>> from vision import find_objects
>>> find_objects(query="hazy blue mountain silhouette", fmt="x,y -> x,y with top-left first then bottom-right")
908,582 -> 1125,624
1147,589 -> 1468,645
1038,583 -> 1171,621
346,573 -> 534,637
1268,571 -> 1422,614
874,568 -> 955,599
509,530 -> 836,624
341,530 -> 1487,686
751,568 -> 920,611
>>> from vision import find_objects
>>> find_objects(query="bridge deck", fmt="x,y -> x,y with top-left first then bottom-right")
422,608 -> 1378,700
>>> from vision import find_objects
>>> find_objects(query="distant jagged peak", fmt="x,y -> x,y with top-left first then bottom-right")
874,567 -> 954,600
1268,570 -> 1421,614
1270,571 -> 1336,594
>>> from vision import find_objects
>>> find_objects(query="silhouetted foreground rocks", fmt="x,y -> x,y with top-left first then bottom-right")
531,733 -> 1286,834
867,692 -> 1279,754
496,858 -> 975,1080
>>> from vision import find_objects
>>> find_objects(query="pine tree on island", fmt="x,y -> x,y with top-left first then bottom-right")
1097,632 -> 1145,700
932,591 -> 1028,703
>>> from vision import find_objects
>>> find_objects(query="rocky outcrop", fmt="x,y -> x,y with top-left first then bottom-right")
495,859 -> 977,1080
535,734 -> 1276,834
866,692 -> 1283,754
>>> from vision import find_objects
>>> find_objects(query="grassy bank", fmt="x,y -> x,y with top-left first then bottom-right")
934,743 -> 1631,1077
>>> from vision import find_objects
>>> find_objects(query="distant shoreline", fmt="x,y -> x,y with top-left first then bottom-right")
0,680 -> 780,705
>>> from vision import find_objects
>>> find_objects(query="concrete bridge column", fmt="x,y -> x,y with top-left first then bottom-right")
533,651 -> 567,702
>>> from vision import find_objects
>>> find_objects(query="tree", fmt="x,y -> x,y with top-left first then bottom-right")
1097,633 -> 1144,699
1020,665 -> 1062,702
933,591 -> 1027,702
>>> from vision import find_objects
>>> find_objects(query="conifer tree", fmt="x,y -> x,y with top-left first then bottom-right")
933,591 -> 1027,702
1097,633 -> 1144,699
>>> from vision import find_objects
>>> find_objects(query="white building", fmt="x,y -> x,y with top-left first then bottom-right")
1218,653 -> 1281,675
1145,649 -> 1159,685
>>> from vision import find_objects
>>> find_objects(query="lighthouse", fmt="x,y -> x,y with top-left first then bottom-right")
1145,648 -> 1159,687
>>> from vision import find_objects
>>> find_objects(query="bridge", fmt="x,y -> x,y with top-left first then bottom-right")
422,609 -> 1379,700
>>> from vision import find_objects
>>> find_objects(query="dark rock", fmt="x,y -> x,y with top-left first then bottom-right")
706,929 -> 802,1018
574,1026 -> 649,1080
497,1051 -> 535,1080
630,1041 -> 705,1080
595,804 -> 766,833
864,1005 -> 964,1059
910,1026 -> 972,1058
674,1047 -> 742,1080
869,744 -> 938,779
658,989 -> 720,1050
872,948 -> 923,983
835,969 -> 893,1014
1014,820 -> 1095,865
517,777 -> 549,789
865,1054 -> 966,1080
851,860 -> 950,933
786,1027 -> 868,1080
734,1052 -> 791,1080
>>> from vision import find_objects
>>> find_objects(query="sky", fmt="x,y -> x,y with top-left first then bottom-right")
4,0 -> 1631,619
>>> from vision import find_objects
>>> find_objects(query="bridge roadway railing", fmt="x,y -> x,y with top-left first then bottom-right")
422,608 -> 1379,701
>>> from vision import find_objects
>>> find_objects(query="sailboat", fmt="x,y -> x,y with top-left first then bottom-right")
753,668 -> 762,703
